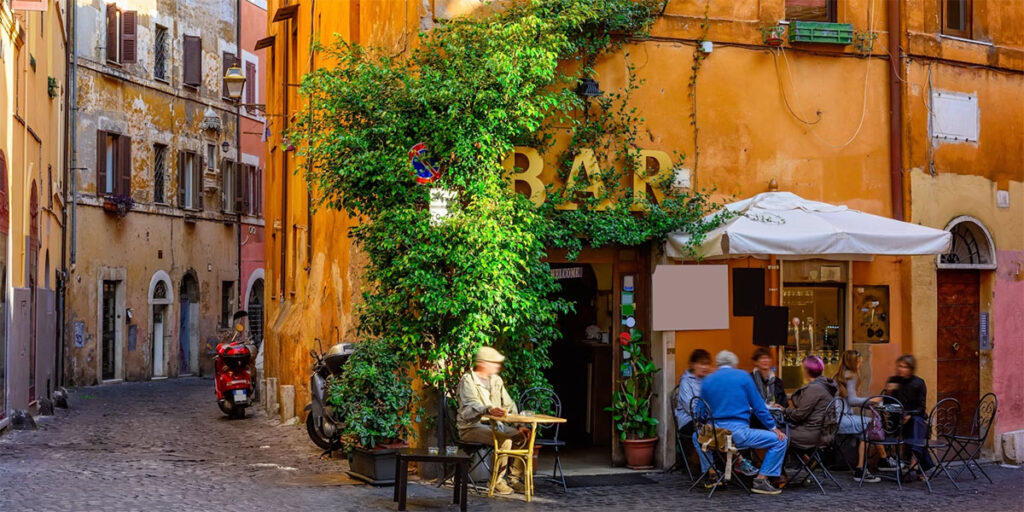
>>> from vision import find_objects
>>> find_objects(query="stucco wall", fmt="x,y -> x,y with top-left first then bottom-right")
1,0 -> 67,421
909,170 -> 1024,452
66,208 -> 238,384
67,0 -> 242,385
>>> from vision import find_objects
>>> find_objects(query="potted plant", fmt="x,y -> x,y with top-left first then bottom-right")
606,332 -> 660,469
760,24 -> 786,47
102,193 -> 135,217
327,339 -> 414,485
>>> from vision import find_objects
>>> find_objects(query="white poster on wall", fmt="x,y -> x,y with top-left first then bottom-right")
652,264 -> 729,331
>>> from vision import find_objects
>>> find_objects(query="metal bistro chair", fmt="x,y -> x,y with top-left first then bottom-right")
944,392 -> 998,484
907,397 -> 962,492
785,396 -> 845,495
857,395 -> 908,490
687,397 -> 751,498
667,384 -> 697,481
827,399 -> 859,474
518,387 -> 567,491
443,404 -> 493,491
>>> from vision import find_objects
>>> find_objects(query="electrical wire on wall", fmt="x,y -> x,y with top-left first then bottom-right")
771,0 -> 876,150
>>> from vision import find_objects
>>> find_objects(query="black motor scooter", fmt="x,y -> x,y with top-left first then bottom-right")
304,336 -> 353,453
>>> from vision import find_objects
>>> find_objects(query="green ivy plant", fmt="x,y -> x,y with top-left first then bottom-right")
289,0 -> 723,448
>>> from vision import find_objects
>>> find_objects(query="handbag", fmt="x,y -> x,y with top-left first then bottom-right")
866,408 -> 885,441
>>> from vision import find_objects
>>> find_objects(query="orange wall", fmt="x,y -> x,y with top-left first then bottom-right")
262,0 -> 422,413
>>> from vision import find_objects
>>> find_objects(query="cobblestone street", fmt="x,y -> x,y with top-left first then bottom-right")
0,379 -> 1021,511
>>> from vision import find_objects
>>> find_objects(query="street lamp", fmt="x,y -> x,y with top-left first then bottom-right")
224,66 -> 246,100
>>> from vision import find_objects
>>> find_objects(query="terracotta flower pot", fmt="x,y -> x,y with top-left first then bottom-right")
623,437 -> 658,469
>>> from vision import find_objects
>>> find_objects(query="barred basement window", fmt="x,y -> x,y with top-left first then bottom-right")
153,144 -> 167,203
154,25 -> 168,80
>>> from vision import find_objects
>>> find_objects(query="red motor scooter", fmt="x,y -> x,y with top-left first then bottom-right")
215,311 -> 254,419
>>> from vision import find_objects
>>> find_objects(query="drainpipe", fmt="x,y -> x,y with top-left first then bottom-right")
887,0 -> 904,221
58,0 -> 78,388
236,0 -> 243,311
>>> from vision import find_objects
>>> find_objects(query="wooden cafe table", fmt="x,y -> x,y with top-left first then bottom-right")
481,413 -> 567,502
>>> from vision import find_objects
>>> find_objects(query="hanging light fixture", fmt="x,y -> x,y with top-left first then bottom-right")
575,77 -> 603,98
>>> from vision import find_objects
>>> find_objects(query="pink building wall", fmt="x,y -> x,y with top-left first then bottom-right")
993,250 -> 1024,436
240,0 -> 267,320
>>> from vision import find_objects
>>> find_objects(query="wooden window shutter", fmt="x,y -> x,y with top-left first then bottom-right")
222,52 -> 241,98
235,162 -> 245,214
245,61 -> 256,106
196,155 -> 205,210
257,168 -> 263,215
96,130 -> 108,196
183,36 -> 202,87
117,136 -> 132,196
105,4 -> 118,62
177,151 -> 186,207
120,11 -> 137,63
219,158 -> 227,211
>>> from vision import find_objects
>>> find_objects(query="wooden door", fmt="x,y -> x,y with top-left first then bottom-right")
936,270 -> 980,429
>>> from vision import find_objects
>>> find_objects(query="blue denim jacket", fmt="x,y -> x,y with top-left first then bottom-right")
675,370 -> 702,428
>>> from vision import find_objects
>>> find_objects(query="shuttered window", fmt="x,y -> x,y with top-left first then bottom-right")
105,4 -> 119,63
120,10 -> 137,63
177,151 -> 202,210
245,61 -> 257,113
96,130 -> 132,197
221,159 -> 235,213
222,52 -> 241,99
182,36 -> 202,87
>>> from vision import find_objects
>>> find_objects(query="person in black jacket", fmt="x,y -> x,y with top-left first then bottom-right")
750,348 -> 786,429
883,354 -> 932,475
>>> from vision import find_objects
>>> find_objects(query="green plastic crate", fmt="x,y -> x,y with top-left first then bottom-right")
788,21 -> 854,45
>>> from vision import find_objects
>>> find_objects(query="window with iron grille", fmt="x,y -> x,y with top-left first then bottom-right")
153,144 -> 166,203
154,25 -> 168,80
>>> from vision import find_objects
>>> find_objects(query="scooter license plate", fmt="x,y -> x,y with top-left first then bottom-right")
233,390 -> 248,403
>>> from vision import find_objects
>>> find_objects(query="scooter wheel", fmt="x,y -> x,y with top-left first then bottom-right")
232,406 -> 247,420
306,411 -> 334,450
218,401 -> 233,416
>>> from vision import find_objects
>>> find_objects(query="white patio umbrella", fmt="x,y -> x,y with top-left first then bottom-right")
666,191 -> 951,260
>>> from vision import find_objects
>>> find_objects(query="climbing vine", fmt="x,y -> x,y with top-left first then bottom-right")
289,0 -> 722,447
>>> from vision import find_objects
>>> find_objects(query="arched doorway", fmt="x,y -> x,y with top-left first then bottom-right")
936,216 -> 996,427
0,151 -> 9,420
29,182 -> 39,401
148,271 -> 174,378
244,272 -> 264,346
179,271 -> 200,375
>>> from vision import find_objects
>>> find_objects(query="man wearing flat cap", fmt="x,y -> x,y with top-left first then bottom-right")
457,346 -> 529,494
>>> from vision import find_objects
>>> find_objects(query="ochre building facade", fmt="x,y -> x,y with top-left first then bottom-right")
261,0 -> 1023,467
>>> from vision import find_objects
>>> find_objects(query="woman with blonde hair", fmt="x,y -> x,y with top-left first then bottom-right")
833,350 -> 887,483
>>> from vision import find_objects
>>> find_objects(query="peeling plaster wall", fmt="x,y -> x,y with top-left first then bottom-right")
67,0 -> 243,385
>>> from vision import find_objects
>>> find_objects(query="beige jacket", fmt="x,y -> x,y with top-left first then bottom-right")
457,371 -> 518,434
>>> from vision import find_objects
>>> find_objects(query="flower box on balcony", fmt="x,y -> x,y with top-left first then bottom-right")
788,21 -> 854,45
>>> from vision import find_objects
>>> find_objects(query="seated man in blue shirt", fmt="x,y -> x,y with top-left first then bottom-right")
695,350 -> 788,495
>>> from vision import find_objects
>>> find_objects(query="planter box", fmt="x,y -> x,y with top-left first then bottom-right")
788,21 -> 853,45
347,447 -> 398,486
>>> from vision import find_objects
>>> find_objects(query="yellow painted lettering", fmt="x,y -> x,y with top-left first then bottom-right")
630,150 -> 673,211
501,146 -> 546,207
557,148 -> 608,211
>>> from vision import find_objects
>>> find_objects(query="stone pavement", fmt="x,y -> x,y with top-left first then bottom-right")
1,378 -> 1021,511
